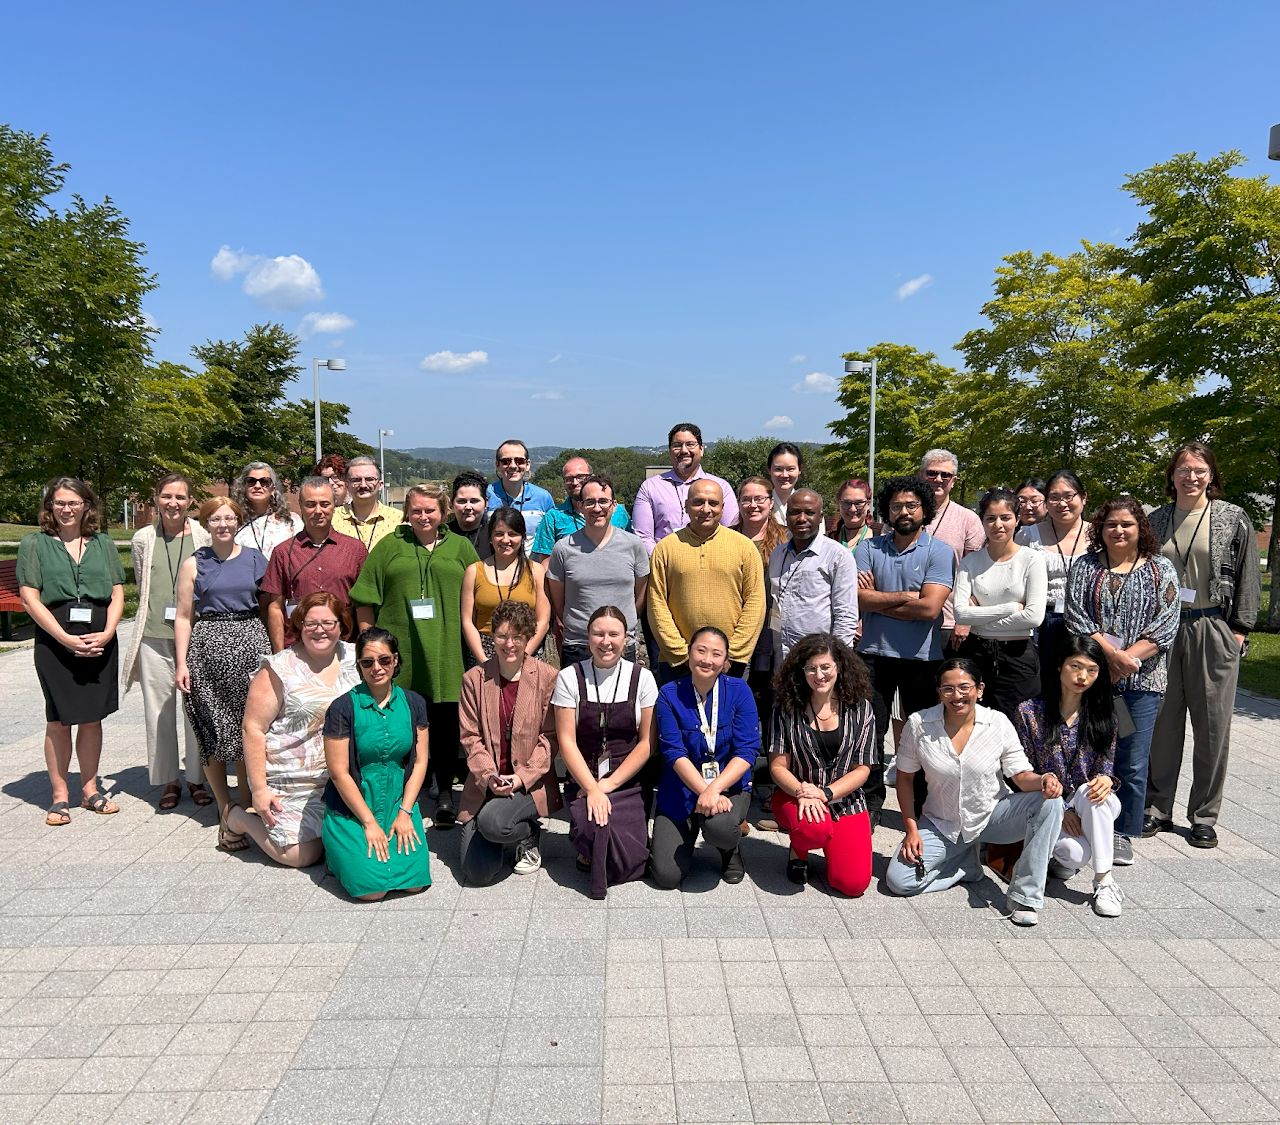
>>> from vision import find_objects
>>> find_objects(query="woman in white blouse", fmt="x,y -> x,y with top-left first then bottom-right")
886,659 -> 1064,927
1016,470 -> 1090,674
230,462 -> 303,559
954,487 -> 1048,720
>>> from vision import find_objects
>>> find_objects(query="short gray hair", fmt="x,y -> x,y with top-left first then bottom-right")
920,448 -> 959,475
299,475 -> 335,498
346,455 -> 378,477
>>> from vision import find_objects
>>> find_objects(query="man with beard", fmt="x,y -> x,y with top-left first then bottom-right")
531,456 -> 632,563
853,475 -> 955,824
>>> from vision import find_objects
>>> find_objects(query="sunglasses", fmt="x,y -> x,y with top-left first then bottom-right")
358,655 -> 397,669
246,476 -> 273,487
498,457 -> 528,467
923,470 -> 955,481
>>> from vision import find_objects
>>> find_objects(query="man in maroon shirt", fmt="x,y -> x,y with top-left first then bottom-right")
260,476 -> 368,650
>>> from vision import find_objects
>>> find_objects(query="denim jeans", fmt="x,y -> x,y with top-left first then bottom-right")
885,790 -> 1064,910
1114,689 -> 1161,838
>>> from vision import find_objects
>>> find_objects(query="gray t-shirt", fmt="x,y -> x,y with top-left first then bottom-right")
547,528 -> 650,647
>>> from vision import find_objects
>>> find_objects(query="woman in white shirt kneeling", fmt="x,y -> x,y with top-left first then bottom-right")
886,658 -> 1064,927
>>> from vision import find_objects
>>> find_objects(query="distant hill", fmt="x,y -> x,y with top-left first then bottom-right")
400,446 -> 567,473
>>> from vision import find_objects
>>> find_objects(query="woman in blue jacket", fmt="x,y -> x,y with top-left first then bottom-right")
652,626 -> 760,888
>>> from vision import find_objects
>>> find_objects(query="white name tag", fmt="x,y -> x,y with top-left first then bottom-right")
68,605 -> 93,624
286,603 -> 298,618
701,760 -> 720,782
163,603 -> 177,622
1102,634 -> 1125,651
1054,598 -> 1065,615
411,598 -> 435,621
1179,587 -> 1195,604
768,606 -> 781,633
597,757 -> 611,779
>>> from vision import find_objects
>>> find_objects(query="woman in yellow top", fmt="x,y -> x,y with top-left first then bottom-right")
460,506 -> 550,664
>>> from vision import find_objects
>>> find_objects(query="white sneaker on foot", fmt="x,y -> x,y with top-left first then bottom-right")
513,839 -> 542,875
1006,892 -> 1038,926
1092,878 -> 1125,917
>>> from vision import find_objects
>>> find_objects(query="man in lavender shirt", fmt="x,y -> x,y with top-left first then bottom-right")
632,423 -> 739,555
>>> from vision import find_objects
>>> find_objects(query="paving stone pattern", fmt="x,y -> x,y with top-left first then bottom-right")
1,624 -> 1280,1123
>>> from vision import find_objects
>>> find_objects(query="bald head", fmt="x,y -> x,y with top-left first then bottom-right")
787,488 -> 824,547
686,478 -> 724,536
562,457 -> 592,501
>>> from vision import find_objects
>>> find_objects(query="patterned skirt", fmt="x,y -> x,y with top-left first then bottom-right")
185,613 -> 271,764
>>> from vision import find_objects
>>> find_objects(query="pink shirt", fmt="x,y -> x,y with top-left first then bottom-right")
923,500 -> 985,629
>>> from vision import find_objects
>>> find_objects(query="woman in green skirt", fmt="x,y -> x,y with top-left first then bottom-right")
322,627 -> 432,901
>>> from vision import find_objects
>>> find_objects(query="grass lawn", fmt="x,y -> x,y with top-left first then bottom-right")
0,522 -> 133,542
1239,567 -> 1279,700
0,541 -> 137,644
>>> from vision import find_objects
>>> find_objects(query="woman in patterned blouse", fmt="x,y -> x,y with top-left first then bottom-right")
1065,497 -> 1180,869
1015,635 -> 1123,918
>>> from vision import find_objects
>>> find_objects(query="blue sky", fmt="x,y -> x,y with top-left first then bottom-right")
5,2 -> 1278,450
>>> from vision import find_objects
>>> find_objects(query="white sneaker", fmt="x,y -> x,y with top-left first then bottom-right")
1092,878 -> 1125,918
1006,893 -> 1038,926
513,840 -> 542,875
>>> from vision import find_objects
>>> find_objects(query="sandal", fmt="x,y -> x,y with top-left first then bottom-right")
159,784 -> 181,811
187,783 -> 213,807
80,791 -> 119,815
218,803 -> 250,852
45,801 -> 71,826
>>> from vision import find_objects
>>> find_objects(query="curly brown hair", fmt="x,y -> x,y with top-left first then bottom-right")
772,634 -> 872,715
490,599 -> 537,639
39,477 -> 101,536
1088,496 -> 1160,559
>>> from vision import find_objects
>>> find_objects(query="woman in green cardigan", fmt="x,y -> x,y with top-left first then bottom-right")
351,483 -> 479,828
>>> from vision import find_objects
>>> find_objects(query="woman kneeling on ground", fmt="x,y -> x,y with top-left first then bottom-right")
553,605 -> 657,899
230,593 -> 360,866
886,658 -> 1064,927
320,625 -> 432,900
457,600 -> 562,884
768,633 -> 876,896
1014,635 -> 1123,918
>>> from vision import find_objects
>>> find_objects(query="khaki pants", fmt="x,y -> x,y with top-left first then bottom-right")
1146,614 -> 1240,827
138,636 -> 203,786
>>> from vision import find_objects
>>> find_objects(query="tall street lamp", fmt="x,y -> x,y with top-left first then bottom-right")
312,357 -> 346,461
379,429 -> 394,504
844,357 -> 878,498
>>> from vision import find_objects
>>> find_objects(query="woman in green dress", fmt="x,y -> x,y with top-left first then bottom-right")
351,482 -> 479,828
322,626 -> 432,900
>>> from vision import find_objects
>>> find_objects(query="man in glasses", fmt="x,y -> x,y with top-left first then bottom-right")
486,439 -> 555,553
854,475 -> 955,825
531,456 -> 632,563
332,456 -> 400,551
919,449 -> 984,652
632,423 -> 739,554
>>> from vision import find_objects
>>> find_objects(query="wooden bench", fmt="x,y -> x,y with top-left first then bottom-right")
0,560 -> 23,641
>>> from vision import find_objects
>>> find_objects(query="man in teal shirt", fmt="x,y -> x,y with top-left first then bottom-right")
530,455 -> 631,562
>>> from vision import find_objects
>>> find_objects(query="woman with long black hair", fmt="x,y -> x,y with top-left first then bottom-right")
1014,635 -> 1122,917
1018,469 -> 1091,673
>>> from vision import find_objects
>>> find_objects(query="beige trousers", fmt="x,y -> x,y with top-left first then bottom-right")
138,636 -> 203,786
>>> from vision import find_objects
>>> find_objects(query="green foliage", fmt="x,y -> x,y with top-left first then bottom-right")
533,447 -> 655,505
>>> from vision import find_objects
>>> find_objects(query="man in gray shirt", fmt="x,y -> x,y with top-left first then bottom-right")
547,475 -> 650,666
767,489 -> 859,662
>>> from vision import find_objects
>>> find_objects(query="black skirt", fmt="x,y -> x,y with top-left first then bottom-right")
33,600 -> 119,725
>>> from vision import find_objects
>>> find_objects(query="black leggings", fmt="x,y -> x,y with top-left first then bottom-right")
426,700 -> 461,795
460,794 -> 540,885
956,635 -> 1040,723
650,790 -> 751,888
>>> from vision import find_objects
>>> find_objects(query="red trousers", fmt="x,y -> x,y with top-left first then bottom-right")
771,791 -> 872,897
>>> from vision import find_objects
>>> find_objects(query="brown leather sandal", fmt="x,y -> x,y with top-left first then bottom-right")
187,783 -> 213,807
218,803 -> 250,852
159,784 -> 182,811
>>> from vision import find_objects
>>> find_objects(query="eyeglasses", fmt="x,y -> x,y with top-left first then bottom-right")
207,517 -> 238,527
580,498 -> 613,508
301,619 -> 340,631
839,499 -> 869,511
245,477 -> 273,488
357,654 -> 396,669
803,663 -> 837,677
670,442 -> 700,452
1047,492 -> 1078,504
494,633 -> 526,645
563,473 -> 590,484
939,684 -> 977,697
923,469 -> 955,481
888,502 -> 922,514
1174,467 -> 1210,479
740,496 -> 771,507
348,476 -> 380,485
52,500 -> 85,510
498,457 -> 528,467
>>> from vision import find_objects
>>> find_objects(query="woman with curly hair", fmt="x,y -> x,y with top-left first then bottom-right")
1065,496 -> 1180,868
231,462 -> 302,560
767,633 -> 877,895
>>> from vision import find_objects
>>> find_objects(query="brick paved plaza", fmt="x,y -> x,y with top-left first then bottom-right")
2,624 -> 1280,1125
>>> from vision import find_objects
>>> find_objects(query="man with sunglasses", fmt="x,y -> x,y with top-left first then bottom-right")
486,439 -> 555,554
333,456 -> 401,551
919,449 -> 984,652
530,456 -> 632,563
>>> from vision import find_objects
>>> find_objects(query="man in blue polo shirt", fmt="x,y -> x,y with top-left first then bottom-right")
854,474 -> 956,826
486,439 -> 556,553
530,455 -> 631,562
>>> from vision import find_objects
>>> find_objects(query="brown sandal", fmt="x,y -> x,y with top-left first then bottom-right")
188,783 -> 213,807
159,784 -> 182,811
80,791 -> 119,815
218,803 -> 250,852
45,801 -> 71,826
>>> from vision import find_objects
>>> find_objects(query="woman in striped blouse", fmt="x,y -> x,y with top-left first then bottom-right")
767,634 -> 876,896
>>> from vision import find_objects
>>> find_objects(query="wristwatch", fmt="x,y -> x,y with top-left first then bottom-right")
821,786 -> 834,803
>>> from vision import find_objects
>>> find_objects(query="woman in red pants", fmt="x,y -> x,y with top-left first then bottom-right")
769,633 -> 876,895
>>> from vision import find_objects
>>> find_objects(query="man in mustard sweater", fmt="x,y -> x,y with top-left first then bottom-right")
647,479 -> 766,685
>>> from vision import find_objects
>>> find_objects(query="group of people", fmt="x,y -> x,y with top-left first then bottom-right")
16,426 -> 1260,922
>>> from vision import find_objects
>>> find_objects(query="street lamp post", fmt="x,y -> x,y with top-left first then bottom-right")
1269,123 -> 1280,161
844,357 -> 878,497
312,357 -> 346,462
378,429 -> 394,504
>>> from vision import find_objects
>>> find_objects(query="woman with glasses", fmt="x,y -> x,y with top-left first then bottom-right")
1018,470 -> 1091,673
17,477 -> 126,825
768,634 -> 876,895
828,478 -> 878,552
321,625 -> 432,899
1065,497 -> 1180,868
227,592 -> 361,868
1015,479 -> 1049,535
175,497 -> 271,848
231,462 -> 303,560
460,507 -> 549,665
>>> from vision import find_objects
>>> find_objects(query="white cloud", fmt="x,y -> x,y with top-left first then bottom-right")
136,310 -> 159,333
210,245 -> 325,309
531,390 -> 564,400
298,312 -> 356,339
762,415 -> 794,430
792,371 -> 838,395
548,353 -> 564,363
896,273 -> 933,301
418,349 -> 489,374
790,354 -> 806,364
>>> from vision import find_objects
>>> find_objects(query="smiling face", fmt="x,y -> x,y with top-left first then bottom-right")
769,452 -> 801,498
300,485 -> 335,536
356,639 -> 397,687
1046,481 -> 1085,528
786,489 -> 823,545
1101,507 -> 1140,556
50,488 -> 86,533
1172,451 -> 1212,507
205,502 -> 239,544
496,443 -> 529,487
492,620 -> 529,666
155,481 -> 192,528
803,650 -> 839,696
562,458 -> 591,502
1017,487 -> 1046,525
738,481 -> 772,526
937,667 -> 982,717
406,495 -> 443,539
300,603 -> 342,658
686,479 -> 723,535
588,613 -> 627,667
921,458 -> 957,502
1059,653 -> 1100,696
668,429 -> 703,476
689,632 -> 729,681
837,485 -> 870,532
243,469 -> 275,515
579,481 -> 614,529
489,517 -> 523,559
319,467 -> 348,506
982,499 -> 1019,546
452,485 -> 486,531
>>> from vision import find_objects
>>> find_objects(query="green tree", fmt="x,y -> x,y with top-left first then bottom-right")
533,447 -> 653,505
1117,150 -> 1280,592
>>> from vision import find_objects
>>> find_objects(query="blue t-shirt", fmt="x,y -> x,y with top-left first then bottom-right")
530,496 -> 632,557
854,531 -> 955,661
485,481 -> 556,553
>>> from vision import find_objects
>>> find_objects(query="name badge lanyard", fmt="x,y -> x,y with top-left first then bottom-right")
412,539 -> 437,620
162,529 -> 190,622
248,514 -> 268,555
67,536 -> 95,624
695,678 -> 720,765
1172,504 -> 1211,604
499,678 -> 516,753
1052,522 -> 1086,614
591,662 -> 625,777
286,539 -> 329,613
351,513 -> 381,551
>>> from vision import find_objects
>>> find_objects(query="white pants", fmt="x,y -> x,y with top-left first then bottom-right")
138,636 -> 203,786
1052,784 -> 1120,874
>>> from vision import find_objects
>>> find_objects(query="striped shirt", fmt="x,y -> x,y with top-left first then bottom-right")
769,699 -> 877,818
896,704 -> 1034,843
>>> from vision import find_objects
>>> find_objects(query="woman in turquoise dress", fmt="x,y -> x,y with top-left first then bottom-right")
322,626 -> 432,900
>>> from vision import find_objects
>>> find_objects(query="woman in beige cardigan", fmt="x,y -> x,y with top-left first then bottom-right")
457,600 -> 562,884
123,473 -> 212,810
